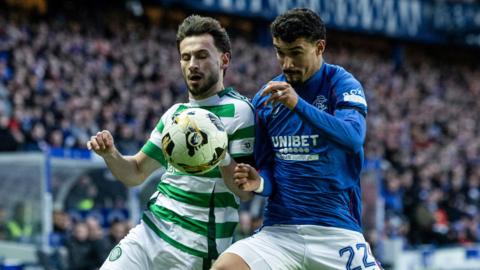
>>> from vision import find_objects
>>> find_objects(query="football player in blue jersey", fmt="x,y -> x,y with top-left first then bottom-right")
212,8 -> 381,270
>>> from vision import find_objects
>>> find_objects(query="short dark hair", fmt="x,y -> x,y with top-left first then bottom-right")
270,8 -> 326,43
176,15 -> 231,56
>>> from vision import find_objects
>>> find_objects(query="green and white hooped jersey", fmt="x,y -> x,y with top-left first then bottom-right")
141,88 -> 254,260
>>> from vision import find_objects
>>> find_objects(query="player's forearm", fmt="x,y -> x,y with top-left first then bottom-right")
294,97 -> 366,153
220,161 -> 253,201
102,150 -> 147,187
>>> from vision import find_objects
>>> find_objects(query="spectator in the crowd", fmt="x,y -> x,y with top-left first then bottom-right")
0,204 -> 8,240
104,220 -> 128,253
23,121 -> 48,151
85,216 -> 109,265
382,168 -> 404,216
65,174 -> 98,211
65,222 -> 98,270
6,202 -> 34,243
52,209 -> 72,247
0,110 -> 22,151
115,123 -> 138,155
48,129 -> 65,148
36,209 -> 70,270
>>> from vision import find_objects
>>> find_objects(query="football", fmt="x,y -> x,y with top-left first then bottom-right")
161,108 -> 228,174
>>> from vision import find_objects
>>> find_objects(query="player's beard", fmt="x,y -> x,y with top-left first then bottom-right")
284,70 -> 303,85
187,72 -> 219,98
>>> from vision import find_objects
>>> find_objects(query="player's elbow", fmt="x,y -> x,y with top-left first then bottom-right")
123,179 -> 143,187
345,122 -> 365,153
349,136 -> 364,153
342,113 -> 366,153
120,174 -> 147,187
117,172 -> 147,187
350,144 -> 363,154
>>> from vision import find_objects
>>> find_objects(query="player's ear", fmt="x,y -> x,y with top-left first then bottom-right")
315,40 -> 326,56
221,52 -> 230,70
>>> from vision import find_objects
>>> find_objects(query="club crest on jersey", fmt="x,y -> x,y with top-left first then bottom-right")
108,246 -> 122,261
313,95 -> 328,111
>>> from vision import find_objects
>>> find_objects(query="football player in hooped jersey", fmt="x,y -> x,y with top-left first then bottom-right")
87,15 -> 255,270
212,8 -> 381,270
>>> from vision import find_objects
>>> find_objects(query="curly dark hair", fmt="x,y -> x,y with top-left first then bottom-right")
270,8 -> 326,43
176,15 -> 231,56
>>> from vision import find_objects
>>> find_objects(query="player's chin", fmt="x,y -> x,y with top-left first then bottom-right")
286,76 -> 302,85
188,84 -> 204,95
188,81 -> 201,89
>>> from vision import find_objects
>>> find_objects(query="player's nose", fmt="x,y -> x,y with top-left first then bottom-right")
188,57 -> 200,71
282,56 -> 294,69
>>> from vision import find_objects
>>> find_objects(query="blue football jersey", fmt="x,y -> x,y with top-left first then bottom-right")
253,63 -> 367,232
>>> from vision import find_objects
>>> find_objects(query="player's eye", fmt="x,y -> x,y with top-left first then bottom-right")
197,52 -> 208,59
181,54 -> 191,61
290,51 -> 302,56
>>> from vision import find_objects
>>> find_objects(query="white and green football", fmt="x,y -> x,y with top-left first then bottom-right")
161,108 -> 228,174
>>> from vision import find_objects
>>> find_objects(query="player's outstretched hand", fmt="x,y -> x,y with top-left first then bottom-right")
261,81 -> 298,109
233,163 -> 261,192
87,130 -> 116,157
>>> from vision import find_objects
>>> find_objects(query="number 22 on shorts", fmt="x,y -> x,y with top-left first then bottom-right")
339,243 -> 377,270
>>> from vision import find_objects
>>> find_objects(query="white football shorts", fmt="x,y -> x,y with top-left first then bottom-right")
223,224 -> 381,270
100,220 -> 208,270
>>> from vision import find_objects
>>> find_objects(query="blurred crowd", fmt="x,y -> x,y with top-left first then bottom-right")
1,8 -> 480,258
0,202 -> 130,270
337,48 -> 480,247
0,12 -> 276,154
44,210 -> 130,270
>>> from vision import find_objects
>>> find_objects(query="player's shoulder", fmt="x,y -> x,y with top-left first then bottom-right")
324,64 -> 367,113
218,87 -> 254,113
157,103 -> 185,129
163,103 -> 186,117
324,63 -> 361,86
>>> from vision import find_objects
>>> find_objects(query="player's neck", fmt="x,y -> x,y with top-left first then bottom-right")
190,81 -> 225,101
302,58 -> 324,84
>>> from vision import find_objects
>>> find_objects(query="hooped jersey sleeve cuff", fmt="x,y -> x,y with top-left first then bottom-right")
218,152 -> 232,167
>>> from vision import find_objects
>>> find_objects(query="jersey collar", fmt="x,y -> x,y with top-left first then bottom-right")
189,90 -> 223,106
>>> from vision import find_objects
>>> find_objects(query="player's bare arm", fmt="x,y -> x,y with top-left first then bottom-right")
87,130 -> 161,187
219,156 -> 254,202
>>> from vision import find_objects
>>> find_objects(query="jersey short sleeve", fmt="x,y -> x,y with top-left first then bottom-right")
223,93 -> 255,158
140,104 -> 182,168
